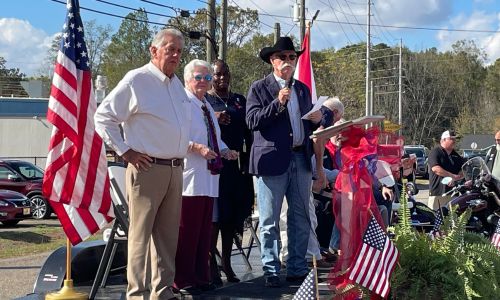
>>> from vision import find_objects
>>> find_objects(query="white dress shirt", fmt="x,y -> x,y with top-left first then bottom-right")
182,89 -> 228,197
95,62 -> 191,158
274,74 -> 304,146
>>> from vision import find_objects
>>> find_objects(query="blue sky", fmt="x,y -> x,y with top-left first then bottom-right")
1,0 -> 499,75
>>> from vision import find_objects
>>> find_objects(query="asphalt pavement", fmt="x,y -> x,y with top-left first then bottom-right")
1,180 -> 431,300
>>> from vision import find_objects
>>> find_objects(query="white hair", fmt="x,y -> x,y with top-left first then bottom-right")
151,28 -> 184,48
183,59 -> 212,84
323,97 -> 344,117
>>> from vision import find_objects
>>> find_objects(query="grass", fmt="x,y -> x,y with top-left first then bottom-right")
0,225 -> 102,259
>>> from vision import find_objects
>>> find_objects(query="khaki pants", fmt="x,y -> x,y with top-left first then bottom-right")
428,195 -> 452,210
126,164 -> 183,300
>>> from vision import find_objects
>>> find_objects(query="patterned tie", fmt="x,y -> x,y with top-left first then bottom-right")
201,101 -> 223,175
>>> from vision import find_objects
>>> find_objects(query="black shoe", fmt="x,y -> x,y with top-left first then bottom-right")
226,275 -> 240,283
286,274 -> 308,283
264,275 -> 281,288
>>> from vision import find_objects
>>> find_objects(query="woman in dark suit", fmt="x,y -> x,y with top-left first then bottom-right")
207,59 -> 254,284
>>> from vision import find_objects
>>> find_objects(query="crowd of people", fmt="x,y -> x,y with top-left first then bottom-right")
94,27 -> 500,300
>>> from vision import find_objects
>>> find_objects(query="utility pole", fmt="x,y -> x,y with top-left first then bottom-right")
274,23 -> 281,43
206,0 -> 216,63
370,80 -> 374,115
219,0 -> 227,61
300,0 -> 306,44
365,0 -> 371,116
398,38 -> 403,131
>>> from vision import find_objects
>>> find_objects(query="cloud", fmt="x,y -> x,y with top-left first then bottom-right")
436,11 -> 500,64
0,18 -> 55,76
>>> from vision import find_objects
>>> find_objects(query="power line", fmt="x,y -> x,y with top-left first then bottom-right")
319,0 -> 353,43
95,0 -> 175,19
229,0 -> 273,29
49,0 -> 169,26
307,10 -> 335,49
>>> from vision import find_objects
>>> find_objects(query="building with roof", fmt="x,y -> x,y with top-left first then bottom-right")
0,97 -> 51,167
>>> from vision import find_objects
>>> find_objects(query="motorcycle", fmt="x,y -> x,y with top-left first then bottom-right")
442,156 -> 500,236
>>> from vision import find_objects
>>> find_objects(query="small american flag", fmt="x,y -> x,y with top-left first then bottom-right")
431,209 -> 444,234
348,216 -> 399,298
293,269 -> 317,300
492,221 -> 500,251
42,0 -> 114,245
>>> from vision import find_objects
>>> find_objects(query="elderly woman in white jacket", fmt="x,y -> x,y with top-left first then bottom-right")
173,59 -> 238,294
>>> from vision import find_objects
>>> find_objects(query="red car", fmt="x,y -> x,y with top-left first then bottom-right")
0,189 -> 32,226
0,160 -> 51,219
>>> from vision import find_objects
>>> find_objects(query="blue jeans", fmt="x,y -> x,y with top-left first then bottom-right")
330,223 -> 340,250
257,152 -> 312,277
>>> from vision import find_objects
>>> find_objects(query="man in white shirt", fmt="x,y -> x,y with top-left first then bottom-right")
95,28 -> 189,300
486,130 -> 500,179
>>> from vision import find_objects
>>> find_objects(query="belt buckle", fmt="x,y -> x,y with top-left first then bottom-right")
170,158 -> 179,167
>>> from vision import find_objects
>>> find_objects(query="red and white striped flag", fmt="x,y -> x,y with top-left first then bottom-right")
492,220 -> 500,251
348,216 -> 399,298
42,0 -> 114,245
294,25 -> 317,103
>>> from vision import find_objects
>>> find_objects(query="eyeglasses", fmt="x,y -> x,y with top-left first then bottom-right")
194,74 -> 213,81
274,54 -> 297,61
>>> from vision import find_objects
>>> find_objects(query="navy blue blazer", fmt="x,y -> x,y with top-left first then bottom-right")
246,73 -> 317,176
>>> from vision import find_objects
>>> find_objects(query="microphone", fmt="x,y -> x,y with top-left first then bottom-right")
284,78 -> 294,107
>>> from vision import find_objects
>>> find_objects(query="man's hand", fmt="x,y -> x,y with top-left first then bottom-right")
122,149 -> 152,171
221,149 -> 239,160
312,169 -> 327,193
307,110 -> 322,124
215,111 -> 231,125
278,87 -> 292,105
382,186 -> 394,201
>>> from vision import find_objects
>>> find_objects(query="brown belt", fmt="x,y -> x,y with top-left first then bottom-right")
151,157 -> 183,167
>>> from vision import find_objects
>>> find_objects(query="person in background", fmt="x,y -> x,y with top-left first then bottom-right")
94,28 -> 188,300
428,130 -> 465,210
173,59 -> 238,295
206,59 -> 254,285
246,36 -> 322,288
486,130 -> 500,179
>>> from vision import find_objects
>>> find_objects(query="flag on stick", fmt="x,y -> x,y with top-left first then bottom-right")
492,220 -> 500,251
43,0 -> 114,245
293,268 -> 318,300
348,216 -> 399,298
294,23 -> 317,103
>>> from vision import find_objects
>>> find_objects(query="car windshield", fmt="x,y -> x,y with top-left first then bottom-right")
9,161 -> 44,179
405,148 -> 424,157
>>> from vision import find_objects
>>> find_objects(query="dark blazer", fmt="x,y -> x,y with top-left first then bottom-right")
246,73 -> 316,176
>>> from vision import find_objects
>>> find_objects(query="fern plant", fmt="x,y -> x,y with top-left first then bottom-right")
390,189 -> 500,300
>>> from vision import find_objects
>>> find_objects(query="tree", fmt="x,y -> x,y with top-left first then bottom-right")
101,9 -> 152,89
83,20 -> 113,79
0,56 -> 27,97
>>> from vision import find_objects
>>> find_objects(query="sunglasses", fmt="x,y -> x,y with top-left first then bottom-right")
194,74 -> 213,81
274,54 -> 297,61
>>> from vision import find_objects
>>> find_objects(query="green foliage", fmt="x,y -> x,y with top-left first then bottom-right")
101,9 -> 152,90
0,56 -> 27,97
391,192 -> 500,299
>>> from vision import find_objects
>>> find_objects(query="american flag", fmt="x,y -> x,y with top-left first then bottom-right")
492,220 -> 500,251
293,269 -> 317,300
42,0 -> 114,245
348,216 -> 399,298
430,208 -> 444,234
294,25 -> 317,103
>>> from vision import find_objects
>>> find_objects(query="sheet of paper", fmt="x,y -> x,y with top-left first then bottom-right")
301,96 -> 328,120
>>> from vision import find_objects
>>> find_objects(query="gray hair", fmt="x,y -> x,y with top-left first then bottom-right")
184,59 -> 212,84
323,97 -> 344,117
151,28 -> 184,48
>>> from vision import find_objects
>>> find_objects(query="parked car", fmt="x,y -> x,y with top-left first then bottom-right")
0,189 -> 32,226
0,160 -> 51,219
404,145 -> 430,178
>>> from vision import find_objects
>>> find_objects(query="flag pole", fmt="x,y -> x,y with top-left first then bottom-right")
313,255 -> 320,300
45,238 -> 87,300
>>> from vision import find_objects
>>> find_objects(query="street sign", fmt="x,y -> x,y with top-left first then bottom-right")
383,120 -> 401,132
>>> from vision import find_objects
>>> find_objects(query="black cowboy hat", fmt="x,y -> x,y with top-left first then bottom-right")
259,37 -> 304,64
